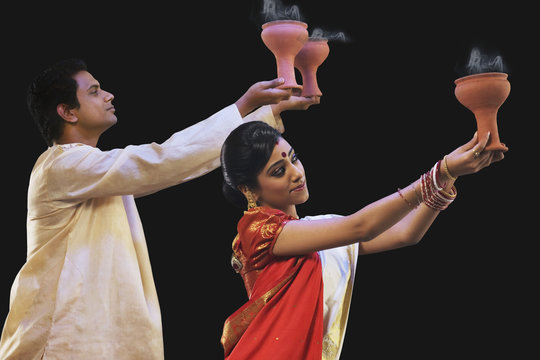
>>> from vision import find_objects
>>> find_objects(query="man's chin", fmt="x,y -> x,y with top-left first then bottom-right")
108,116 -> 118,126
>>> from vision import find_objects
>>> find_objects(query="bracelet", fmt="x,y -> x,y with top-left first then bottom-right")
419,161 -> 458,211
397,187 -> 417,208
432,160 -> 444,190
411,184 -> 422,207
442,155 -> 457,181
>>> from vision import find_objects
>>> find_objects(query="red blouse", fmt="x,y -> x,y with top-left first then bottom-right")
221,207 -> 324,359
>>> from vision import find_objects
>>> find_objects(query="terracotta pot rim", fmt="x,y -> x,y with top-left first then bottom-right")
455,72 -> 508,85
262,20 -> 308,29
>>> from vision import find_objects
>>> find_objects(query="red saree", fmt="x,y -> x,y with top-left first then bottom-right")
221,207 -> 324,360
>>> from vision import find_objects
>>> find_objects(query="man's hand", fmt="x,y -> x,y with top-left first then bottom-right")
271,95 -> 320,116
235,78 -> 292,117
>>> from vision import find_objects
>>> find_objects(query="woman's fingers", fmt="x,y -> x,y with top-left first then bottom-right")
470,132 -> 490,158
461,131 -> 479,152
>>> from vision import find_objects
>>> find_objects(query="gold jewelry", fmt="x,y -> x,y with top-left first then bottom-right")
439,185 -> 457,200
442,155 -> 457,181
473,150 -> 481,158
411,183 -> 422,206
245,191 -> 257,209
397,187 -> 416,208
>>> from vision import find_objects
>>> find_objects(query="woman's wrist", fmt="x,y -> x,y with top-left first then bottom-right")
397,157 -> 458,211
420,159 -> 457,211
441,155 -> 458,182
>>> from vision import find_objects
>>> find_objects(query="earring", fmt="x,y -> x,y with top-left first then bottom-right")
245,191 -> 257,210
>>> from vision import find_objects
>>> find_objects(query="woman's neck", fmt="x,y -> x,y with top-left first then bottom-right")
260,203 -> 298,219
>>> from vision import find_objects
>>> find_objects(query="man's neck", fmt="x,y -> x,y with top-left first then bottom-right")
55,133 -> 99,147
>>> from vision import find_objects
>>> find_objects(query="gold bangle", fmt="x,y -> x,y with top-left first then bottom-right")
410,183 -> 422,206
439,185 -> 457,199
442,155 -> 457,181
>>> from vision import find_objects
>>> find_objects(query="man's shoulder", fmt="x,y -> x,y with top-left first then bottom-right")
31,143 -> 93,176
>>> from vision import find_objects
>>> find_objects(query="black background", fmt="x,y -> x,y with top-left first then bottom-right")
1,1 -> 536,358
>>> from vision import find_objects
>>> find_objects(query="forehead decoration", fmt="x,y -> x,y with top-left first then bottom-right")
275,139 -> 287,158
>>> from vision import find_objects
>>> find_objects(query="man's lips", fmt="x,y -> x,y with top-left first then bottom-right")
107,106 -> 115,112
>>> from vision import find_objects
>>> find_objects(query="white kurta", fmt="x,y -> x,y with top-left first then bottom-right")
0,105 -> 281,360
303,214 -> 359,360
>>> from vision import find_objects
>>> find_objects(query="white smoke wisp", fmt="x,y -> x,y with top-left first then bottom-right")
466,47 -> 505,74
262,0 -> 302,22
310,27 -> 349,42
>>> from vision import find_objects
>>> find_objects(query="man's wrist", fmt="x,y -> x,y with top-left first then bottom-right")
270,102 -> 282,117
234,96 -> 255,118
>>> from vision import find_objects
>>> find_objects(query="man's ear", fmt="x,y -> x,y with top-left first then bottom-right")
56,104 -> 78,124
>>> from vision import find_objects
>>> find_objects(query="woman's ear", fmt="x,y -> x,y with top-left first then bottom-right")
238,185 -> 261,206
56,104 -> 78,124
238,185 -> 252,198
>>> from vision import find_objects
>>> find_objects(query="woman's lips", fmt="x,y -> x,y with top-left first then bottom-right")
291,183 -> 305,192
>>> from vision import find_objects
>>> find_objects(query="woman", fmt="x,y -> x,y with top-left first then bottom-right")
219,121 -> 504,359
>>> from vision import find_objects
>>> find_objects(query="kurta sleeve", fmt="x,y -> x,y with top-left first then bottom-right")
44,104 -> 284,202
242,105 -> 284,133
46,104 -> 243,201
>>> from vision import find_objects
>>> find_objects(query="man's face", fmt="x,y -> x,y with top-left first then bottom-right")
71,70 -> 117,134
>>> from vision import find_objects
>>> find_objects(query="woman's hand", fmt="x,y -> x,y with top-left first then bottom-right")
445,132 -> 506,178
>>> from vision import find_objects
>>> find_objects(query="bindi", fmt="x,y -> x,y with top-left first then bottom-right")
281,152 -> 287,158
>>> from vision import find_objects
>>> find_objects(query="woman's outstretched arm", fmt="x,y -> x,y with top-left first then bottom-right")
357,143 -> 504,254
273,132 -> 504,256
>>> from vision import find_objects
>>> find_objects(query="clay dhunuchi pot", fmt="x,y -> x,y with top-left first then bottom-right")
454,72 -> 510,151
261,20 -> 308,90
294,38 -> 329,97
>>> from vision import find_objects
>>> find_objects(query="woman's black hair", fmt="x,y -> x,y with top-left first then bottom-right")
220,121 -> 282,208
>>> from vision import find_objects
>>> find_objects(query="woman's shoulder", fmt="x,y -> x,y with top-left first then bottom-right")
300,213 -> 343,221
241,206 -> 295,222
238,209 -> 343,227
237,207 -> 295,239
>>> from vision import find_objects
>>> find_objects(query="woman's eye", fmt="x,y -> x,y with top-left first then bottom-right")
292,153 -> 299,162
272,167 -> 285,177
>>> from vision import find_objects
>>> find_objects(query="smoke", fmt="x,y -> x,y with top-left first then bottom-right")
466,47 -> 506,74
259,1 -> 351,42
310,27 -> 349,42
262,0 -> 302,22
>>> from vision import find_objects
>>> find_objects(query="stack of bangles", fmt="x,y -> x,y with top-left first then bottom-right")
420,159 -> 457,210
398,157 -> 457,211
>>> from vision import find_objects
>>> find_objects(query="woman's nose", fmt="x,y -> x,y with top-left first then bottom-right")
290,164 -> 303,181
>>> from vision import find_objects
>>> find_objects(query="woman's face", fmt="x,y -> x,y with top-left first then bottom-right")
253,137 -> 309,212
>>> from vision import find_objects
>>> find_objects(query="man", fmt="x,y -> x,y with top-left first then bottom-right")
0,58 -> 318,359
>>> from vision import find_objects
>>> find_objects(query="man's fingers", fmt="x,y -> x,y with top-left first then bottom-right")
262,77 -> 286,89
274,88 -> 292,100
307,95 -> 320,105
